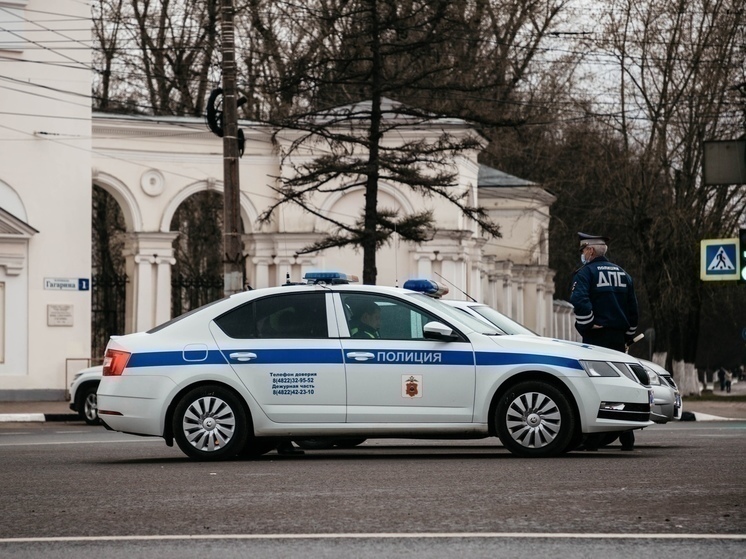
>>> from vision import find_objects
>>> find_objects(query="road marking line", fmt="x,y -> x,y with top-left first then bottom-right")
0,439 -> 162,447
1,532 -> 744,543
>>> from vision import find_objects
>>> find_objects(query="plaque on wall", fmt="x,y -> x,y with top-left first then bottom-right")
47,304 -> 74,326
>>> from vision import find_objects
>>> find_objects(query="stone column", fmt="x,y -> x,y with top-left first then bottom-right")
275,256 -> 294,285
512,267 -> 525,324
414,252 -> 434,278
252,257 -> 272,289
535,280 -> 545,336
123,232 -> 177,333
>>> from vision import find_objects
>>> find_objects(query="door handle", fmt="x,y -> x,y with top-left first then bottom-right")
229,352 -> 257,362
346,351 -> 375,361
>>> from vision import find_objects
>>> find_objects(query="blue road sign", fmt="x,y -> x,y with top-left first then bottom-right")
700,239 -> 739,281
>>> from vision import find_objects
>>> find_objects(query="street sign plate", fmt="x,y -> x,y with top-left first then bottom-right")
44,278 -> 91,291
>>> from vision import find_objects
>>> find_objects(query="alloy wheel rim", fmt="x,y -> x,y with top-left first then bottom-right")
84,393 -> 98,421
505,391 -> 561,449
182,396 -> 236,452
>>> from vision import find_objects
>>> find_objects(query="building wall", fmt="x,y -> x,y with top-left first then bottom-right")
0,3 -> 569,398
0,0 -> 92,398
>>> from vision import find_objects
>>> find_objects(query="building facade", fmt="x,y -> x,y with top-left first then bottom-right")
0,2 -> 575,400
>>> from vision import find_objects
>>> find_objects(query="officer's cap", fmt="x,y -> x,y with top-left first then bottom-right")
578,232 -> 609,247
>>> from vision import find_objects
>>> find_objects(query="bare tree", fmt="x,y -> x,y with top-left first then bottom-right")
92,0 -> 221,115
595,0 -> 745,388
253,0 -> 513,284
483,0 -> 745,387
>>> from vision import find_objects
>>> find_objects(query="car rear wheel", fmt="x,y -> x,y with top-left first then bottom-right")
173,386 -> 248,461
495,381 -> 575,458
76,383 -> 100,425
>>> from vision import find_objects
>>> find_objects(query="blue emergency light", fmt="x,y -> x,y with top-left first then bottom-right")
303,271 -> 359,285
402,279 -> 449,298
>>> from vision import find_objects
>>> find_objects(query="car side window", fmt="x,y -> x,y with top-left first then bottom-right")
341,293 -> 440,340
215,292 -> 328,339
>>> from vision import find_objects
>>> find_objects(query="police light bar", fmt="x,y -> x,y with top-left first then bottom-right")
402,279 -> 449,298
303,271 -> 359,285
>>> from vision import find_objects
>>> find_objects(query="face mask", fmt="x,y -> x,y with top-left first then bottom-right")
581,254 -> 587,265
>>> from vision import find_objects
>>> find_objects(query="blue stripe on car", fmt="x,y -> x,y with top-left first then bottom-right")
476,352 -> 582,370
123,348 -> 581,370
127,350 -> 228,368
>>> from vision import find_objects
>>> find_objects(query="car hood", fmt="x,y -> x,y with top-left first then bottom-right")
483,334 -> 640,363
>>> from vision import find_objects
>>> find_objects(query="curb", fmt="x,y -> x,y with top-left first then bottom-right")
680,411 -> 740,422
0,413 -> 80,423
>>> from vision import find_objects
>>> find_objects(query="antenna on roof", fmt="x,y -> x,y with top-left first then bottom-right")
433,271 -> 477,302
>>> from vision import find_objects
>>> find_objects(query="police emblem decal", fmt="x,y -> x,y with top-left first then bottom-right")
402,375 -> 422,398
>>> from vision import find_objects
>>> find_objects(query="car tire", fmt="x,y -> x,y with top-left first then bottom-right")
173,385 -> 249,461
76,383 -> 100,425
495,381 -> 575,458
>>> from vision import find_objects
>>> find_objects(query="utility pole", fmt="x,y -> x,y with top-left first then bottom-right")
221,0 -> 243,295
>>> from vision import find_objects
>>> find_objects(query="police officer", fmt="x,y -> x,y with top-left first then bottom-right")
570,232 -> 639,451
350,300 -> 381,338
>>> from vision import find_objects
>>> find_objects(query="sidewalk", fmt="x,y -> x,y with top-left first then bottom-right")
0,399 -> 78,422
684,377 -> 746,420
1,382 -> 745,422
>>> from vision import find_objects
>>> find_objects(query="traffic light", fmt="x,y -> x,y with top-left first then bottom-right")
740,228 -> 746,283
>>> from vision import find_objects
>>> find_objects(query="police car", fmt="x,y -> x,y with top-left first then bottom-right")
97,273 -> 653,460
444,299 -> 682,424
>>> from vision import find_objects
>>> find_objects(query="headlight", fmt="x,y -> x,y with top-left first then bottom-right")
580,360 -> 620,377
644,368 -> 661,385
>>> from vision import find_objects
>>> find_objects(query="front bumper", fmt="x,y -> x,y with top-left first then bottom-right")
572,377 -> 653,433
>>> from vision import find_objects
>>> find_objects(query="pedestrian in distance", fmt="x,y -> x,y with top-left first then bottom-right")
716,366 -> 726,391
570,232 -> 640,451
725,369 -> 733,393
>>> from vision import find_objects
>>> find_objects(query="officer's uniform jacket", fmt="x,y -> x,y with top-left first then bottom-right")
570,255 -> 638,339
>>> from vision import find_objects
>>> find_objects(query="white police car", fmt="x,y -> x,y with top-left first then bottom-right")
444,299 -> 681,424
97,273 -> 653,460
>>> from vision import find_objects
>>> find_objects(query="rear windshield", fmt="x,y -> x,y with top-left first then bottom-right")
146,297 -> 227,334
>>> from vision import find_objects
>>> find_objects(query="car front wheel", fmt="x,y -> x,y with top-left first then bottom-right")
173,386 -> 248,461
495,381 -> 575,458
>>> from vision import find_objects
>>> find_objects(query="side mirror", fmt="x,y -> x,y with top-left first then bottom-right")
423,321 -> 458,342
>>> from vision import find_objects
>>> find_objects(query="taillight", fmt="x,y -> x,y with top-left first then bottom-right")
103,349 -> 130,376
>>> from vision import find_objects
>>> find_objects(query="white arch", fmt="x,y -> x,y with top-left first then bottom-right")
0,179 -> 28,221
92,171 -> 143,232
315,182 -> 417,231
159,181 -> 259,233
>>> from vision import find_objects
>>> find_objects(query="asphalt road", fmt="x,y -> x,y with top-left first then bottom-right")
0,420 -> 743,558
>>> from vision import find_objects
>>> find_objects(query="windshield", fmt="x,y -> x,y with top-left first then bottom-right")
469,305 -> 537,336
405,293 -> 502,335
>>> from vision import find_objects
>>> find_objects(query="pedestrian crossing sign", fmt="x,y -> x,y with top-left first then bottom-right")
700,238 -> 739,281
